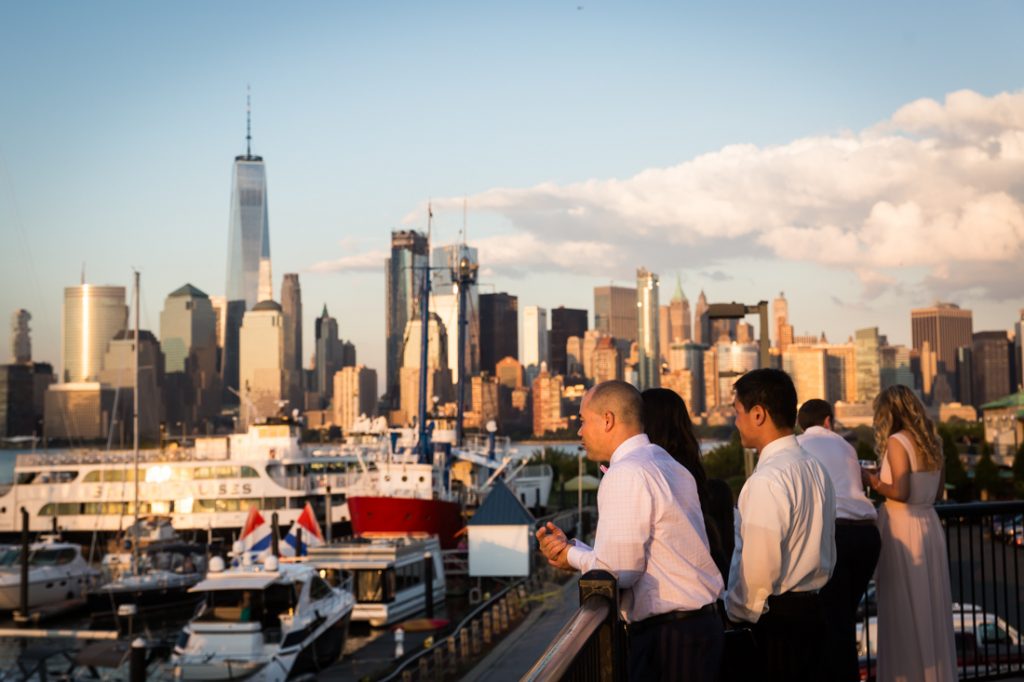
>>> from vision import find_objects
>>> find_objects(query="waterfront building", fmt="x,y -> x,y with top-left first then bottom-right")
661,369 -> 699,413
880,344 -> 915,391
495,356 -> 524,389
62,284 -> 128,384
531,365 -> 565,436
239,301 -> 285,427
972,331 -> 1013,408
773,291 -> 794,351
783,345 -> 828,403
399,314 -> 453,426
549,307 -> 587,377
99,330 -> 163,441
703,345 -> 719,411
43,382 -> 130,443
825,343 -> 857,403
480,293 -> 518,374
314,306 -> 353,408
911,303 -> 973,400
0,364 -> 33,437
385,230 -> 429,405
160,284 -> 221,430
521,306 -> 548,385
594,285 -> 637,342
636,268 -> 660,390
854,327 -> 881,402
10,309 -> 30,364
694,290 -> 709,345
466,374 -> 499,430
332,365 -> 377,434
280,274 -> 304,411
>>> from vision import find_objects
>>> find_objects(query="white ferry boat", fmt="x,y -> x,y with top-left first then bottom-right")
0,422 -> 364,535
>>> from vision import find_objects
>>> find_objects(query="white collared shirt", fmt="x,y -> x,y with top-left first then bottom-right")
797,426 -> 877,522
566,433 -> 724,623
725,434 -> 837,624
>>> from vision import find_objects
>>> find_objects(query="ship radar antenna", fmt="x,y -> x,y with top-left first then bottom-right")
246,85 -> 252,158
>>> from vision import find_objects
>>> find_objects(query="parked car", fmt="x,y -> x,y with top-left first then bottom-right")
857,603 -> 1022,681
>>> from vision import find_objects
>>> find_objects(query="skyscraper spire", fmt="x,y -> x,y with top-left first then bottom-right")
672,272 -> 686,302
246,85 -> 252,159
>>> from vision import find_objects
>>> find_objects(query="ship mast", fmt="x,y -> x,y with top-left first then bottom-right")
416,205 -> 432,463
132,270 -> 140,577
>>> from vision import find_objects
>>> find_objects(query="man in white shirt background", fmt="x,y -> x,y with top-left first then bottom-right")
797,398 -> 881,682
537,380 -> 724,682
724,368 -> 836,682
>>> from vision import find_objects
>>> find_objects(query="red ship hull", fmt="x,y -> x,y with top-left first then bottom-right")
346,496 -> 465,549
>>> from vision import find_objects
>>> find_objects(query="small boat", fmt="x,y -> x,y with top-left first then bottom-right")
307,536 -> 446,627
88,541 -> 208,621
172,552 -> 354,681
0,536 -> 98,611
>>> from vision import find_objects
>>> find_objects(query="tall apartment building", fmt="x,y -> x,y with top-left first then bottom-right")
385,230 -> 429,405
549,307 -> 587,376
280,274 -> 304,410
62,284 -> 128,383
479,293 -> 518,374
531,367 -> 565,436
160,284 -> 221,429
10,310 -> 31,364
783,346 -> 828,404
594,286 -> 637,341
693,290 -> 709,345
773,292 -> 795,351
636,268 -> 660,390
239,300 -> 285,426
972,331 -> 1012,407
521,306 -> 548,384
854,327 -> 881,402
399,314 -> 453,426
911,303 -> 973,399
333,365 -> 377,433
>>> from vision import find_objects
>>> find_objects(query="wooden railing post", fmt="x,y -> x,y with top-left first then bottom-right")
433,646 -> 445,682
578,570 -> 623,682
483,611 -> 493,645
471,619 -> 482,655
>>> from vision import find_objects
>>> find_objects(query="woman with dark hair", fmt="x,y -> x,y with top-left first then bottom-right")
642,388 -> 730,580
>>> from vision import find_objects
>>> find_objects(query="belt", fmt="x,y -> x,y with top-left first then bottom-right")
628,603 -> 717,635
836,518 -> 877,527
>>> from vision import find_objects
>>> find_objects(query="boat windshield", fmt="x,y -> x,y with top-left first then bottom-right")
29,548 -> 77,566
0,548 -> 22,567
354,568 -> 395,604
196,584 -> 299,627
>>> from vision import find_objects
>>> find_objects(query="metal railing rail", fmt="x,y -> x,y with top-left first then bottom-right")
859,500 -> 1024,682
521,570 -> 623,682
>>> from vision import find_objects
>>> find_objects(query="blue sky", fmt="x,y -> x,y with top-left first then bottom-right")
2,2 -> 1023,378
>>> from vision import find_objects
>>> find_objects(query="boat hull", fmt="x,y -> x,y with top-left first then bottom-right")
346,496 -> 464,549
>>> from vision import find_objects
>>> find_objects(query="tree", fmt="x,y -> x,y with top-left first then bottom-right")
941,428 -> 968,492
1012,441 -> 1024,483
973,443 -> 1000,500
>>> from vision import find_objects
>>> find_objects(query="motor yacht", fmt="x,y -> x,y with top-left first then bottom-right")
0,536 -> 98,611
172,551 -> 354,680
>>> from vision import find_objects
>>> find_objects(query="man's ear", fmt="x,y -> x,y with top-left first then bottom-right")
751,405 -> 767,427
604,410 -> 615,432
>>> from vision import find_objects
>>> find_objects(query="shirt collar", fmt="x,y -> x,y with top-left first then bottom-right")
756,433 -> 799,467
609,433 -> 651,466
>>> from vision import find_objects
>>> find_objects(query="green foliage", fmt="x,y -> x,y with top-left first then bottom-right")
703,431 -> 746,482
855,440 -> 876,463
536,446 -> 599,484
941,428 -> 968,490
973,449 -> 1000,497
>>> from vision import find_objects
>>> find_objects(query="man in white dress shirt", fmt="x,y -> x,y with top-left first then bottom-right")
797,398 -> 880,682
536,380 -> 724,681
724,369 -> 836,682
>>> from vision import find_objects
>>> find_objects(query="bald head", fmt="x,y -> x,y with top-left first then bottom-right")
578,381 -> 644,461
587,381 -> 644,429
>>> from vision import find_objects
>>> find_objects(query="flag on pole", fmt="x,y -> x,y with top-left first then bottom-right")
281,502 -> 325,557
240,506 -> 272,558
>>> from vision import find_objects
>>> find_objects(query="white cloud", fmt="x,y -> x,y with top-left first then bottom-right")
321,89 -> 1024,300
308,250 -> 387,273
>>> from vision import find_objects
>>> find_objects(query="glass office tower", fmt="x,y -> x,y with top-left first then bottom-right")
225,155 -> 270,309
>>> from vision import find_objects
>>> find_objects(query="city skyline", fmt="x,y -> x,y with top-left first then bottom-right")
2,3 -> 1023,379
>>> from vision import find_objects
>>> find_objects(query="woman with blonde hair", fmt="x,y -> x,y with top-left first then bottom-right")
862,385 -> 957,682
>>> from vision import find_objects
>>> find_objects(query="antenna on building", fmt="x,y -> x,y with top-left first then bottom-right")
246,85 -> 252,158
462,197 -> 467,245
80,262 -> 86,285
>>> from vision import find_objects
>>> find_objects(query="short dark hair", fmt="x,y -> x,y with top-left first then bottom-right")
732,368 -> 797,430
588,380 -> 644,428
797,399 -> 834,431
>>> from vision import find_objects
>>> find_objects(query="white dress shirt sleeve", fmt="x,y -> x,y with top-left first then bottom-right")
725,476 -> 786,623
566,465 -> 652,589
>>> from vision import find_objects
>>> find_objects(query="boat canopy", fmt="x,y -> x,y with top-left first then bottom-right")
190,573 -> 280,592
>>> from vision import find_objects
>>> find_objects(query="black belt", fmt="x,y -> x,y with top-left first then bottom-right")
628,603 -> 717,635
836,518 -> 877,527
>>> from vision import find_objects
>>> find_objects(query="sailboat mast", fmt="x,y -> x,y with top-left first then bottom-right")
132,270 -> 140,576
416,206 -> 432,463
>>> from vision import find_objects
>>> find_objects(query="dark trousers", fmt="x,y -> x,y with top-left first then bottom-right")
628,609 -> 724,682
820,521 -> 881,682
751,591 -> 827,682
